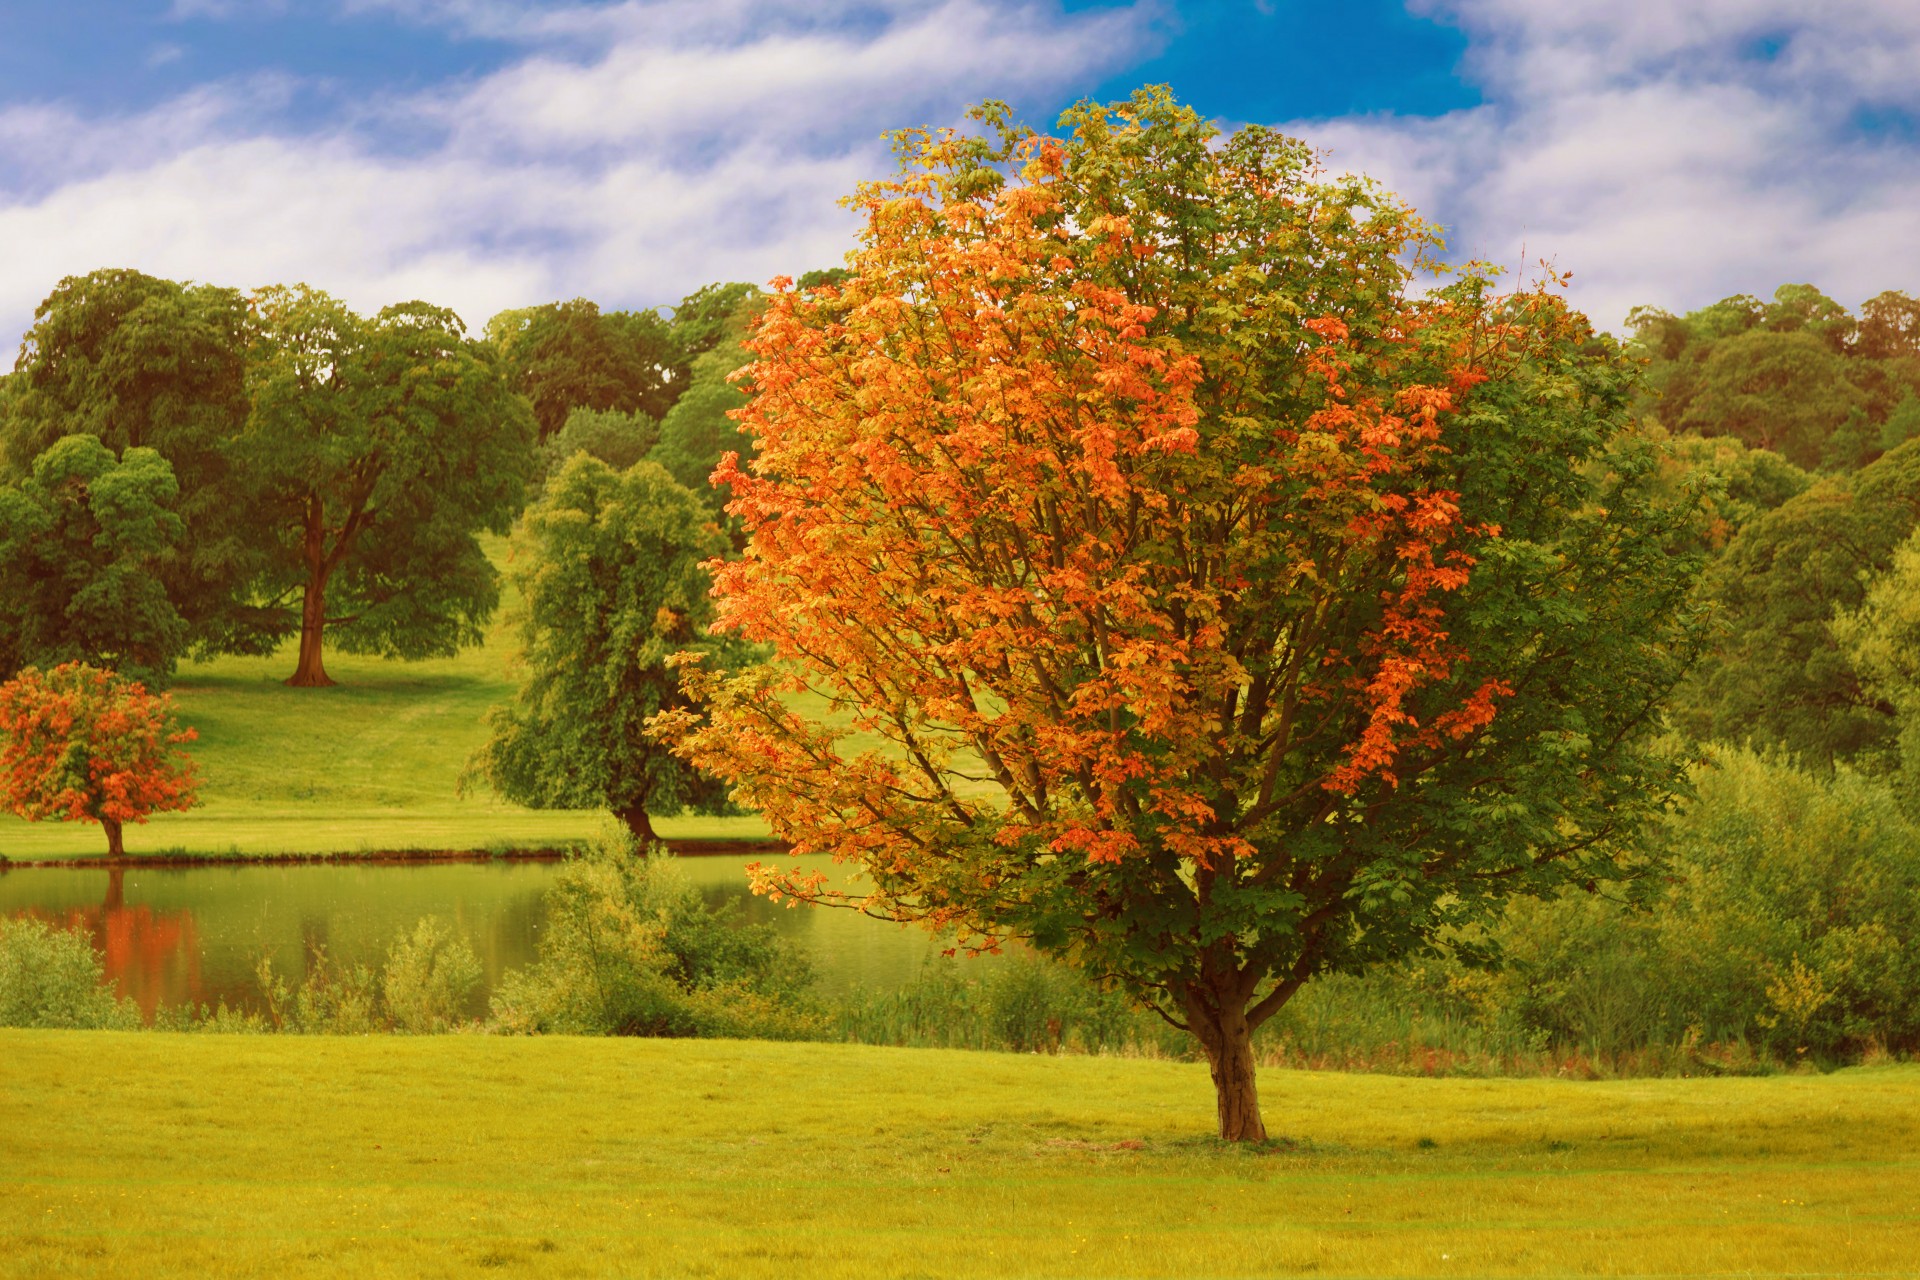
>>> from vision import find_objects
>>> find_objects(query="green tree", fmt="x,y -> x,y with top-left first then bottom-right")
1832,528 -> 1920,783
1,269 -> 262,652
0,436 -> 186,683
667,282 -> 760,359
487,299 -> 682,438
659,90 -> 1706,1140
649,336 -> 754,510
242,286 -> 535,687
471,455 -> 747,841
537,406 -> 659,485
1679,439 -> 1920,765
1677,329 -> 1871,470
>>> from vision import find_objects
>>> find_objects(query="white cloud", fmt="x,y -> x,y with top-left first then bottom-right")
6,0 -> 1919,346
0,0 -> 1157,344
1293,0 -> 1920,329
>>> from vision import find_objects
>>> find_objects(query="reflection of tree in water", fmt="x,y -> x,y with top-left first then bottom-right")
20,868 -> 202,1023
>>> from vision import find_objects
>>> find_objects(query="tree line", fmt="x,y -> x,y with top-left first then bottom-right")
0,268 -> 766,691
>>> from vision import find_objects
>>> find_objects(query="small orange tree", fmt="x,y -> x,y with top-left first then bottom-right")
657,89 -> 1705,1140
0,662 -> 199,857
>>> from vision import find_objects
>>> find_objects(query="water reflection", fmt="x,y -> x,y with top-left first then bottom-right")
0,856 -> 942,1020
17,868 -> 204,1020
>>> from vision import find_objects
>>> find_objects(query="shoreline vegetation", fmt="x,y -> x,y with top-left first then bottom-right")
0,837 -> 786,870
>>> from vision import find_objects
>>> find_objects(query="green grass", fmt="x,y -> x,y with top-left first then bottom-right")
2,1034 -> 1914,1278
0,539 -> 771,860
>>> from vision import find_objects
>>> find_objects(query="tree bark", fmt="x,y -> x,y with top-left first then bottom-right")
618,804 -> 657,847
287,494 -> 336,687
103,818 -> 126,860
287,571 -> 334,687
1184,983 -> 1268,1142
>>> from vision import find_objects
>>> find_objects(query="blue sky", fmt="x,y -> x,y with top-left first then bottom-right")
2,1 -> 1917,342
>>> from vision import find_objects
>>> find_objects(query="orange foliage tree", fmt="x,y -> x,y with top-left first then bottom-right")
0,662 -> 198,857
657,90 -> 1705,1140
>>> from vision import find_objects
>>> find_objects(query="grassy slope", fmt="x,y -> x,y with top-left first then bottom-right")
2,1034 -> 1915,1280
0,538 -> 771,860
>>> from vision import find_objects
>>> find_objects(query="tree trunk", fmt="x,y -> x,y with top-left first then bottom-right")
287,571 -> 335,687
618,804 -> 658,847
1185,986 -> 1268,1142
103,818 -> 126,860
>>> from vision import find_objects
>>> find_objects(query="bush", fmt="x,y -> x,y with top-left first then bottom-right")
383,917 -> 484,1034
0,917 -> 139,1029
490,838 -> 822,1039
837,950 -> 1171,1055
255,916 -> 482,1034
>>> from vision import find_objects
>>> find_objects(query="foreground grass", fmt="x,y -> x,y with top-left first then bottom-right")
2,1034 -> 1915,1278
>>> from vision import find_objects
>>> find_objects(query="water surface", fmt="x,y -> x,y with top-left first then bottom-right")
0,856 -> 942,1020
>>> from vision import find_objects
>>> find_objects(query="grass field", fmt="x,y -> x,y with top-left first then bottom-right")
2,1033 -> 1915,1279
0,539 -> 771,861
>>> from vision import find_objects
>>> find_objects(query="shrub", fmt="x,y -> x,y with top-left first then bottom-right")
383,917 -> 484,1034
254,916 -> 482,1034
0,916 -> 139,1029
490,838 -> 822,1039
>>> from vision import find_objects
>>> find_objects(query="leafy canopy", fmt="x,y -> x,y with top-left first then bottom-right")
0,435 -> 187,684
1,268 -> 261,653
0,661 -> 198,856
242,286 -> 536,684
659,89 -> 1705,1139
471,455 -> 748,841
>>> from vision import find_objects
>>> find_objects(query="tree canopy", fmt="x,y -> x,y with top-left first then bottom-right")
0,435 -> 187,684
241,287 -> 536,686
1631,284 -> 1920,473
1677,439 -> 1920,766
487,299 -> 682,439
471,454 -> 746,841
0,661 -> 198,857
658,90 -> 1706,1140
1,268 -> 262,655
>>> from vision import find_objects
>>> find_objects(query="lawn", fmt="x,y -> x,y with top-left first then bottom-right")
2,1033 -> 1915,1279
0,539 -> 772,861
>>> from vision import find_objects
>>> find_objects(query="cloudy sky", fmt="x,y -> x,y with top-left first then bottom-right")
3,0 -> 1916,346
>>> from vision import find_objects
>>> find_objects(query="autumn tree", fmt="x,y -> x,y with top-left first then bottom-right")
0,435 -> 187,683
1,269 -> 266,654
242,287 -> 535,687
657,91 -> 1705,1141
470,455 -> 746,842
0,662 -> 198,857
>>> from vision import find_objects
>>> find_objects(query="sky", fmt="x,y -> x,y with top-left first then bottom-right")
1,0 -> 1917,346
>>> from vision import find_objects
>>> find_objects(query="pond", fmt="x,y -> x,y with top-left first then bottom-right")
0,855 -> 951,1022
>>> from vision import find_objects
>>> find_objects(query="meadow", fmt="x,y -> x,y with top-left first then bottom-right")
0,538 -> 771,862
2,1032 -> 1916,1279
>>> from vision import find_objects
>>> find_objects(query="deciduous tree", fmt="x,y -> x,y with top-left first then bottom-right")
657,90 -> 1705,1140
471,455 -> 746,841
487,299 -> 681,438
0,662 -> 198,857
0,435 -> 187,683
243,287 -> 536,687
1677,440 -> 1920,767
1,269 -> 264,653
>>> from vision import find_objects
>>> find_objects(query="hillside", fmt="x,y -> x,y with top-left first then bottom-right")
0,538 -> 770,861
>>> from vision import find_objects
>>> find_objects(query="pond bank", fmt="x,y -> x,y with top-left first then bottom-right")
0,838 -> 789,870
